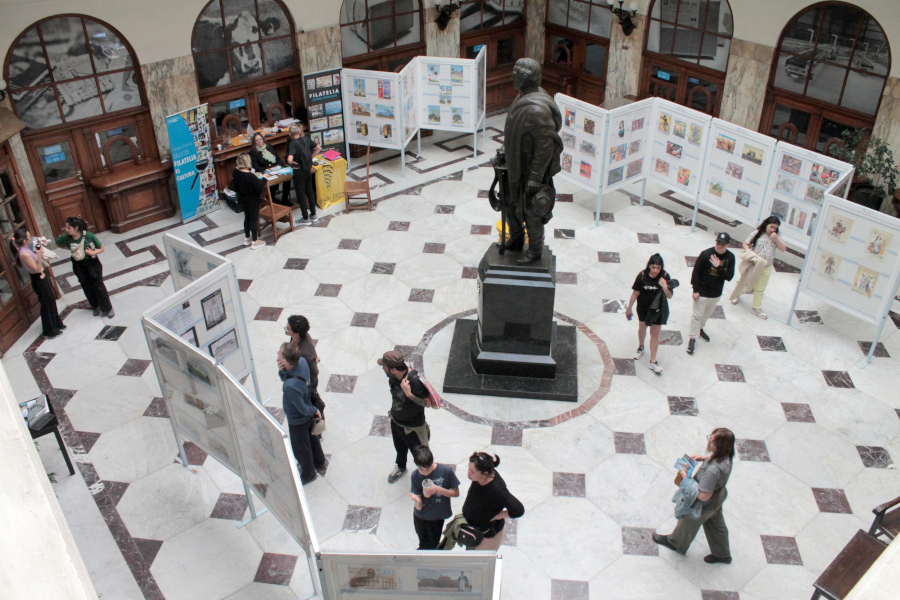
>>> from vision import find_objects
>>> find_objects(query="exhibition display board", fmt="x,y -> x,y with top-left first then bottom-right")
163,233 -> 227,292
318,551 -> 501,600
304,68 -> 347,157
399,61 -> 418,147
763,142 -> 853,250
556,93 -> 608,193
604,98 -> 655,194
417,52 -> 483,134
343,69 -> 403,151
701,118 -> 778,226
646,99 -> 711,198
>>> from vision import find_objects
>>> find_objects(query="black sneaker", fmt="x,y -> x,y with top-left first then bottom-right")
652,533 -> 677,551
699,329 -> 710,342
44,331 -> 62,339
387,465 -> 408,484
704,554 -> 732,564
315,458 -> 329,477
93,307 -> 101,316
687,338 -> 695,354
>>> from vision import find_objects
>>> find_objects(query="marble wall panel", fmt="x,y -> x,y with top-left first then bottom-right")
298,26 -> 342,74
605,14 -> 646,103
425,6 -> 460,59
7,130 -> 51,237
871,77 -> 900,214
141,56 -> 200,159
526,0 -> 547,64
719,39 -> 775,132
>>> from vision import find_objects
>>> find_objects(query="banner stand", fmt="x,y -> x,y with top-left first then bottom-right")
686,151 -> 712,235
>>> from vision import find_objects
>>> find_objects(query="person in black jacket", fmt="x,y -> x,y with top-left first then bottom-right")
463,452 -> 524,551
625,253 -> 673,374
278,342 -> 325,485
687,232 -> 736,355
285,123 -> 320,225
230,153 -> 266,249
379,350 -> 431,484
249,132 -> 292,206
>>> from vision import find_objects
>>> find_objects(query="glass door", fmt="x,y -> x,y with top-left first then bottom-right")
764,95 -> 868,157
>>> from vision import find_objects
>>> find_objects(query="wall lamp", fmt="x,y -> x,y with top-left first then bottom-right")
607,0 -> 639,37
434,0 -> 461,31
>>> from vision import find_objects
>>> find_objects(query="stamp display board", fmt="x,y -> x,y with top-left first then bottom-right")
646,99 -> 712,198
555,93 -> 608,193
603,98 -> 655,194
342,69 -> 403,150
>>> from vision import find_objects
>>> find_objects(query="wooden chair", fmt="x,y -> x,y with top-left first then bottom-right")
258,177 -> 294,243
344,143 -> 372,214
869,494 -> 900,541
810,529 -> 887,600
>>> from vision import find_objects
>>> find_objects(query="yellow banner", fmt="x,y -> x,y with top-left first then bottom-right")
314,158 -> 347,210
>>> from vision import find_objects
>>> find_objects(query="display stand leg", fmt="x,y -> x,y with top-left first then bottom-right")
172,429 -> 190,468
775,281 -> 803,330
417,130 -> 421,157
638,178 -> 649,210
473,130 -> 477,159
859,312 -> 889,369
53,427 -> 76,475
687,198 -> 701,235
591,186 -> 604,229
401,144 -> 406,178
347,154 -> 352,172
238,481 -> 268,527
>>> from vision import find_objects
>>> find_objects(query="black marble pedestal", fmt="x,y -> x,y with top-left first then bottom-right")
444,319 -> 578,402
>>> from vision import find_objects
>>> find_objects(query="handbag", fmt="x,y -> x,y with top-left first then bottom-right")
310,417 -> 326,436
457,524 -> 485,549
419,375 -> 443,409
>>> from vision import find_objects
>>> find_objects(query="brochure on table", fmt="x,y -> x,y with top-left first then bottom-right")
763,142 -> 853,250
556,93 -> 608,193
399,60 -> 419,147
218,366 -> 315,551
304,68 -> 347,157
318,551 -> 500,600
701,118 -> 778,226
647,99 -> 711,198
142,318 -> 242,475
604,98 -> 655,194
163,233 -> 227,292
799,194 -> 900,325
418,50 -> 484,134
343,69 -> 403,150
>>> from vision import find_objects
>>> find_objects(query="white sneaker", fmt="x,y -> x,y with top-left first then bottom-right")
310,214 -> 319,223
251,240 -> 267,250
751,308 -> 768,320
635,346 -> 644,360
296,217 -> 311,225
649,361 -> 663,374
730,297 -> 739,305
243,237 -> 252,246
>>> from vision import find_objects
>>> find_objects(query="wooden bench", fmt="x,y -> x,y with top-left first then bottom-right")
811,529 -> 887,600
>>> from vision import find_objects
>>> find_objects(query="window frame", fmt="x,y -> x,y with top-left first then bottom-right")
340,0 -> 425,69
644,0 -> 734,72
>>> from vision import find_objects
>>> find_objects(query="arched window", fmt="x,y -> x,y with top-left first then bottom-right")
340,0 -> 424,72
762,3 -> 890,154
5,16 -> 144,130
192,0 -> 300,139
460,0 -> 526,112
543,0 -> 612,105
641,0 -> 734,115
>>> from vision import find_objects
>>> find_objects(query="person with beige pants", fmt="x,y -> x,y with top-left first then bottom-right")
729,217 -> 787,320
687,233 -> 735,355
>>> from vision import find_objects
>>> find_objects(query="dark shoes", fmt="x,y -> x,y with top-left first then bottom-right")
652,533 -> 677,552
315,458 -> 329,477
44,331 -> 62,339
516,250 -> 542,265
699,329 -> 710,342
687,338 -> 696,354
704,554 -> 732,564
387,465 -> 408,484
93,307 -> 100,316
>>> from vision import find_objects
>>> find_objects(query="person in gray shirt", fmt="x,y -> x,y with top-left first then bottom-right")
652,427 -> 735,564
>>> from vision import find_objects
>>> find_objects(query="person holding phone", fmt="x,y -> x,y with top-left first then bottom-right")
55,216 -> 113,318
729,217 -> 786,319
12,228 -> 65,338
625,254 -> 674,374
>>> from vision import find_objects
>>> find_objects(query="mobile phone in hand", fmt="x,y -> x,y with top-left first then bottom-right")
627,314 -> 632,321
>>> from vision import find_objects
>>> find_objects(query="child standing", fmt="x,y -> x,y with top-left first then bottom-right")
408,446 -> 460,550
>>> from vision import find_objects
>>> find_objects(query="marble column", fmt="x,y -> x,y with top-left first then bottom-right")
605,14 -> 646,103
719,39 -> 774,131
871,76 -> 900,214
298,25 -> 342,74
525,0 -> 546,64
425,5 -> 460,58
141,56 -> 201,159
0,97 -> 51,237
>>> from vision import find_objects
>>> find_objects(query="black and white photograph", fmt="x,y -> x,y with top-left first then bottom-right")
181,326 -> 198,347
201,289 -> 226,330
208,328 -> 239,361
187,360 -> 213,386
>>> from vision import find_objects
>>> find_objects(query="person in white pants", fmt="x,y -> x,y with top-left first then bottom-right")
687,232 -> 736,355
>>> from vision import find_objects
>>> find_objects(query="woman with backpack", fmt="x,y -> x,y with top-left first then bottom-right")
461,452 -> 524,551
625,253 -> 675,374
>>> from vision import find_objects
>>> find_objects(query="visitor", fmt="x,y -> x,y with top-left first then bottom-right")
285,123 -> 320,225
687,232 -> 735,354
55,216 -> 113,318
230,153 -> 266,249
249,131 -> 291,206
379,350 -> 431,484
625,253 -> 675,374
12,228 -> 65,338
407,445 -> 460,550
277,342 -> 325,485
462,452 -> 524,551
729,216 -> 787,319
285,315 -> 325,447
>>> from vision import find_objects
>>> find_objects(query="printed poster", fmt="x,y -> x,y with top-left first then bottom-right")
303,68 -> 347,157
166,104 -> 220,222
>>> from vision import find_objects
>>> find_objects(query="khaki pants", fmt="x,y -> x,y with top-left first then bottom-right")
668,487 -> 730,557
730,251 -> 769,307
689,296 -> 720,339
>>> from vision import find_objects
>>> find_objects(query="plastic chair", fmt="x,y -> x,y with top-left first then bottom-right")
344,143 -> 372,214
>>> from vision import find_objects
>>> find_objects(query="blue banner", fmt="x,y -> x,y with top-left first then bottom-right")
166,104 -> 219,222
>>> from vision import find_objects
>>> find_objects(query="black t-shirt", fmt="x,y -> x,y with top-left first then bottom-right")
286,136 -> 316,172
229,169 -> 265,208
388,369 -> 429,427
691,247 -> 736,298
632,270 -> 671,311
462,472 -> 524,536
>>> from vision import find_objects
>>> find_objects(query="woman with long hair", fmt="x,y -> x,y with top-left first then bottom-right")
55,216 -> 113,318
653,427 -> 736,564
248,132 -> 291,206
12,228 -> 65,338
729,216 -> 786,319
625,253 -> 674,374
462,452 -> 524,551
231,153 -> 267,249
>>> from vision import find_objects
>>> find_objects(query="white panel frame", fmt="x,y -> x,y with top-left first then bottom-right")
604,97 -> 656,195
342,69 -> 403,151
646,99 -> 712,199
555,93 -> 608,193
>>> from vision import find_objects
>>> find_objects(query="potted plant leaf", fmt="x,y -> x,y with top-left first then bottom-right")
831,128 -> 899,212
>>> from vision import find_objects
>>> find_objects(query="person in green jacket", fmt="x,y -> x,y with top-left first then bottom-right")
55,217 -> 114,318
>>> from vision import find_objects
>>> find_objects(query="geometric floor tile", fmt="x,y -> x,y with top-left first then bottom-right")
621,526 -> 658,556
96,325 -> 127,341
736,439 -> 770,462
143,396 -> 169,418
556,272 -> 577,284
179,441 -> 208,466
409,288 -> 435,302
103,480 -> 130,506
342,505 -> 381,534
856,445 -> 893,468
715,364 -> 745,382
210,493 -> 250,521
550,579 -> 589,600
325,375 -> 357,393
614,432 -> 646,455
316,284 -> 342,298
77,431 -> 102,453
822,370 -> 854,388
602,299 -> 626,313
555,229 -> 576,239
372,262 -> 396,274
238,278 -> 253,291
811,488 -> 852,514
462,266 -> 478,279
613,358 -> 636,376
492,424 -> 523,447
351,312 -> 378,327
254,307 -> 283,321
133,538 -> 164,568
757,335 -> 786,351
283,258 -> 309,270
857,341 -> 890,358
782,403 -> 815,423
552,472 -> 586,498
794,310 -> 823,324
701,591 -> 740,600
388,221 -> 411,231
369,415 -> 391,437
708,305 -> 726,319
658,330 -> 683,346
668,396 -> 698,416
338,239 -> 362,250
597,251 -> 621,263
434,205 -> 454,215
117,358 -> 152,377
253,552 -> 298,586
760,535 -> 803,565
423,243 -> 446,254
637,233 -> 660,244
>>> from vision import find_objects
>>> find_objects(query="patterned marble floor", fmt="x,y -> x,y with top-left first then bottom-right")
6,114 -> 900,600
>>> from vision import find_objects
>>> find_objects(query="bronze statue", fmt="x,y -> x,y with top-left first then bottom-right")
497,58 -> 563,264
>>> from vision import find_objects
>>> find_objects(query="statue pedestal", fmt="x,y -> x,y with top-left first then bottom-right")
443,245 -> 577,402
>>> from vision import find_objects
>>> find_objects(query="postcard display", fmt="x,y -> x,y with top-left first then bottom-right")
787,194 -> 900,365
646,99 -> 712,203
318,551 -> 501,600
342,69 -> 405,170
763,142 -> 853,250
556,94 -> 608,211
697,119 -> 778,228
304,68 -> 348,157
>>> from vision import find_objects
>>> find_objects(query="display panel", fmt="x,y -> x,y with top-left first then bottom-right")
164,233 -> 228,292
603,98 -> 655,194
762,142 -> 853,250
219,367 -> 311,549
418,57 -> 477,133
319,551 -> 499,600
399,60 -> 418,147
646,99 -> 711,197
475,46 -> 486,125
701,118 -> 778,226
304,68 -> 347,156
342,69 -> 403,150
799,194 -> 900,324
555,93 -> 608,193
142,318 -> 242,474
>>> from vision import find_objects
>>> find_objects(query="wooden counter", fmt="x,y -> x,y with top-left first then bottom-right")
87,160 -> 174,233
211,131 -> 291,193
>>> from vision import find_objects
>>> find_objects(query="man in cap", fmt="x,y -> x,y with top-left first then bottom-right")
378,350 -> 431,483
687,232 -> 736,355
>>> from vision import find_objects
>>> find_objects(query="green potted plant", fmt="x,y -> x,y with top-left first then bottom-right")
831,128 -> 899,212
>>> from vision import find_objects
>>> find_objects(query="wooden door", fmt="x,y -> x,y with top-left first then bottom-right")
642,59 -> 723,116
26,131 -> 103,234
762,95 -> 870,156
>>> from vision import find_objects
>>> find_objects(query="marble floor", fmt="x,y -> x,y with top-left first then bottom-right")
7,114 -> 900,600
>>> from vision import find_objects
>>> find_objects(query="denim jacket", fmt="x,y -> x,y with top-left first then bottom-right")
672,475 -> 702,520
